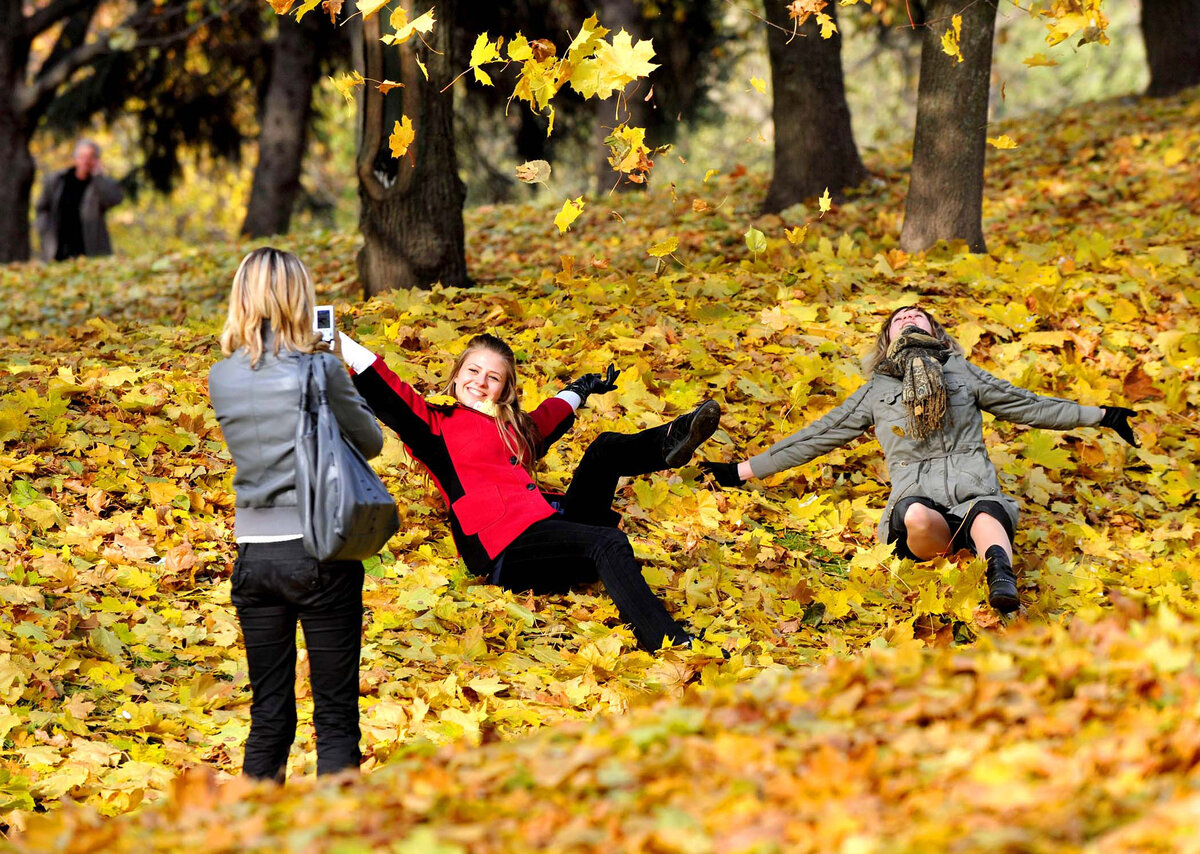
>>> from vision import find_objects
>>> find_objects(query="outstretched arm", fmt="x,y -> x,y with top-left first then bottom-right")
705,382 -> 876,485
339,333 -> 440,458
967,362 -> 1104,430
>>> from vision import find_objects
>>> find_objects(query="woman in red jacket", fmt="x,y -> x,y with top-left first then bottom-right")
339,332 -> 720,651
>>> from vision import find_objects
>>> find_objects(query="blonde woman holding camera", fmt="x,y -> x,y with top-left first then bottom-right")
208,248 -> 382,782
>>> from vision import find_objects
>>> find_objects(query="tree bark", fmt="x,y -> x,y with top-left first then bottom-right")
762,0 -> 865,214
1141,0 -> 1200,98
0,0 -> 35,262
241,14 -> 324,238
899,0 -> 997,254
357,0 -> 468,295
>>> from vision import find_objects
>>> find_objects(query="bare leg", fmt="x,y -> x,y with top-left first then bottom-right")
968,513 -> 1012,559
903,503 -> 954,560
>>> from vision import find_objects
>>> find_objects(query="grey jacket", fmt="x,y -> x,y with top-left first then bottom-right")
35,167 -> 124,261
748,354 -> 1105,540
209,347 -> 383,539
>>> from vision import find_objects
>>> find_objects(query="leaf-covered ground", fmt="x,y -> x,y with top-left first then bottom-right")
1,90 -> 1197,847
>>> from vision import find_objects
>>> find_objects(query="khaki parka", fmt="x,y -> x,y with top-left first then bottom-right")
748,354 -> 1104,541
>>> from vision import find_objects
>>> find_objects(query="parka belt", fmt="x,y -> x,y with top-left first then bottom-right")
894,447 -> 986,466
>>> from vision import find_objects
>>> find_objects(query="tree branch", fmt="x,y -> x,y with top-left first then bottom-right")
15,37 -> 105,116
24,0 -> 100,40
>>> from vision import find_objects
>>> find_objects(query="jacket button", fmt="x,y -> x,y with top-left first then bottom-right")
526,483 -> 535,491
510,456 -> 518,465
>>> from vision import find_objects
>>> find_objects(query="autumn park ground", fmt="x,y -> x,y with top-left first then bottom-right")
0,89 -> 1198,851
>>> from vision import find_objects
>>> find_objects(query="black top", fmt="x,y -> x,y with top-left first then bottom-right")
55,171 -> 90,260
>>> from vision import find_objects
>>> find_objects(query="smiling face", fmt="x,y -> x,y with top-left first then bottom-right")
452,348 -> 510,407
887,306 -> 933,341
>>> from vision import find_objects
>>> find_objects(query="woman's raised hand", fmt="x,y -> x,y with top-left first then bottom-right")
563,364 -> 619,407
1100,406 -> 1139,446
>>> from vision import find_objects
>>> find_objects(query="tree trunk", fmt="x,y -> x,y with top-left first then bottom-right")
357,0 -> 468,295
241,14 -> 324,238
899,0 -> 998,254
1142,0 -> 1200,98
0,2 -> 35,263
761,0 -> 865,214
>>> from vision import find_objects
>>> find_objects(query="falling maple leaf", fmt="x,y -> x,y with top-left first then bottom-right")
941,14 -> 964,63
987,135 -> 1019,149
389,116 -> 415,159
554,197 -> 585,233
648,236 -> 679,258
330,70 -> 364,103
515,160 -> 552,184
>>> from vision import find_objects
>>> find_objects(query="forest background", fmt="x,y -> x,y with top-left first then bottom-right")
1,0 -> 1199,850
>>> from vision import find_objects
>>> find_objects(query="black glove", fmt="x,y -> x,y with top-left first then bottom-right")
563,364 -> 618,407
1099,406 -> 1139,447
699,461 -> 744,488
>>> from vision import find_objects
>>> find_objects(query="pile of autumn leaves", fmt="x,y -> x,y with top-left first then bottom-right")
1,91 -> 1198,849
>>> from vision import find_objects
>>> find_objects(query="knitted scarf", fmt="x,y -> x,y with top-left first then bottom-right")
874,328 -> 951,442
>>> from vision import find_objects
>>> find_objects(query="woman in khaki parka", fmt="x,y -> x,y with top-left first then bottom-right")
702,305 -> 1137,613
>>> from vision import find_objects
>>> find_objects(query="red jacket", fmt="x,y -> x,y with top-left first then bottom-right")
353,357 -> 575,575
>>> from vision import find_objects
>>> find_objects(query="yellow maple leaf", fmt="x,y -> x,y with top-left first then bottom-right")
987,135 -> 1018,149
382,6 -> 435,45
815,11 -> 837,39
470,33 -> 502,86
354,0 -> 389,21
941,14 -> 963,63
570,29 -> 658,101
376,79 -> 403,95
294,0 -> 321,22
389,116 -> 415,159
1022,53 -> 1058,67
648,236 -> 679,258
267,0 -> 296,13
330,70 -> 364,103
785,225 -> 808,245
703,168 -> 719,183
507,33 -> 533,62
750,76 -> 766,94
554,197 -> 585,233
818,187 -> 832,215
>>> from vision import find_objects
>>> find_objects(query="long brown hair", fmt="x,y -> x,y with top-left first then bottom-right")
444,334 -> 542,473
220,247 -> 325,366
862,305 -> 963,374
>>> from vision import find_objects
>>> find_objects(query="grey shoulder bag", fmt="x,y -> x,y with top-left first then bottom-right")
295,354 -> 399,562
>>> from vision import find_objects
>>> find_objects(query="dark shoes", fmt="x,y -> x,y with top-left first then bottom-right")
663,400 -> 721,468
984,545 -> 1019,613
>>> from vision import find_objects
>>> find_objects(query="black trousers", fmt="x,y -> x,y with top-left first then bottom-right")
231,539 -> 364,780
498,429 -> 691,651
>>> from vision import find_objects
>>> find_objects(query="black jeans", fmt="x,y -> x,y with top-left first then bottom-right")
231,539 -> 364,780
498,429 -> 691,651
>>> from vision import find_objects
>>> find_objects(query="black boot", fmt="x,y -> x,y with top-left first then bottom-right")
662,400 -> 721,468
984,545 -> 1019,613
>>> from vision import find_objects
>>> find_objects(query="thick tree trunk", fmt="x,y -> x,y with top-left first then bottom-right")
762,1 -> 865,214
0,3 -> 35,263
357,0 -> 468,295
241,14 -> 324,238
1142,0 -> 1200,98
899,0 -> 997,254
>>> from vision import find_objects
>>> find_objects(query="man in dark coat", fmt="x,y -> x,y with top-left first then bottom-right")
35,140 -> 124,261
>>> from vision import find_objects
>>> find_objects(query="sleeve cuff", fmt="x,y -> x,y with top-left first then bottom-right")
747,451 -> 774,480
555,390 -> 583,411
338,333 -> 377,374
